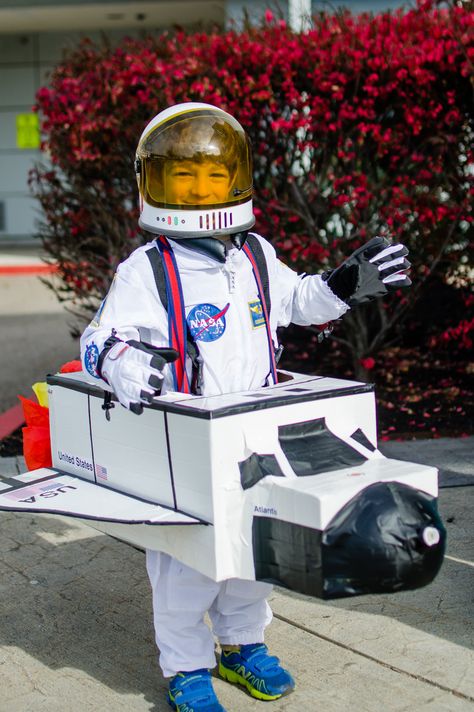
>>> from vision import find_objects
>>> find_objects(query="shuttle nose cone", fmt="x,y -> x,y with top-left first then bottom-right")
322,481 -> 446,599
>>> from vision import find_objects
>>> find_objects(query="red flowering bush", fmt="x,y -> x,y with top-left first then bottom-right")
31,0 -> 473,375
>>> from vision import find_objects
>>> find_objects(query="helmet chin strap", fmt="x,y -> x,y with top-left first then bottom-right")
177,231 -> 249,263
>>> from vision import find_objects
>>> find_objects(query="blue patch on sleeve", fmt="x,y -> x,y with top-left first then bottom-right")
84,342 -> 100,378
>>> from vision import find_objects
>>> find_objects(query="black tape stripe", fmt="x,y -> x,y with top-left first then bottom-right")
246,234 -> 271,317
146,245 -> 168,311
163,411 -> 178,511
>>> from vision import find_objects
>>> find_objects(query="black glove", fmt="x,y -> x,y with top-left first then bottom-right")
322,236 -> 411,307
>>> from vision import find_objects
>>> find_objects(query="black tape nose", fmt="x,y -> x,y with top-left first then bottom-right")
322,481 -> 446,598
252,481 -> 445,599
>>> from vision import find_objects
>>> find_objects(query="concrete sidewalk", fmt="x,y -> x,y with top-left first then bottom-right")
0,439 -> 473,711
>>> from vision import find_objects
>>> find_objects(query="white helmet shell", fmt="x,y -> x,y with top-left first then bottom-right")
135,102 -> 255,238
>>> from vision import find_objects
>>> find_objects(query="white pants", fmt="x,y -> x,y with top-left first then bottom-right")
146,550 -> 273,678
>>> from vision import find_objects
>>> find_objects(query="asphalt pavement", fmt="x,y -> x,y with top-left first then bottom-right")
0,246 -> 473,711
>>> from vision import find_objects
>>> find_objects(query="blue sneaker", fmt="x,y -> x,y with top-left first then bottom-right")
168,669 -> 226,712
218,644 -> 295,701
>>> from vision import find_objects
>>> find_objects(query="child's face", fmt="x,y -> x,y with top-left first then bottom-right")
164,160 -> 232,205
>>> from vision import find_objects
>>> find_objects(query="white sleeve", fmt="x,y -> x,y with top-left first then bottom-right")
281,266 -> 350,327
80,254 -> 168,380
254,234 -> 350,328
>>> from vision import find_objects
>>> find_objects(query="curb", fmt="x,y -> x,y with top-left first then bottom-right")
0,404 -> 25,439
0,265 -> 57,276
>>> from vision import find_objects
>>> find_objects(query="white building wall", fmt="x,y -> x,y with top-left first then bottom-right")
0,28 -> 145,242
0,35 -> 41,240
226,0 -> 405,29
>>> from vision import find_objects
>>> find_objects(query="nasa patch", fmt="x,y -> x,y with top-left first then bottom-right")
84,342 -> 100,378
187,303 -> 230,342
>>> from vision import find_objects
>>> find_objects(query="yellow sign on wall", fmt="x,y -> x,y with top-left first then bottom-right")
16,113 -> 40,149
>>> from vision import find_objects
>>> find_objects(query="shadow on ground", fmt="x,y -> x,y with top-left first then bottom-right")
0,512 -> 166,710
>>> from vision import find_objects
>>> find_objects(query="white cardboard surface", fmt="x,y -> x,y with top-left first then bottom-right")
0,372 -> 439,582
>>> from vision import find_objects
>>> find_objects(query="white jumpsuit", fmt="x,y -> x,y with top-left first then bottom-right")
80,233 -> 349,677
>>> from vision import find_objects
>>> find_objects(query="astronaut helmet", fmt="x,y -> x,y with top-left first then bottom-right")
135,102 -> 255,238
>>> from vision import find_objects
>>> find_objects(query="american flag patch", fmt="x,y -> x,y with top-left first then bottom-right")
95,464 -> 108,480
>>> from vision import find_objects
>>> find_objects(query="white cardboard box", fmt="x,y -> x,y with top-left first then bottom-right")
0,371 -> 445,598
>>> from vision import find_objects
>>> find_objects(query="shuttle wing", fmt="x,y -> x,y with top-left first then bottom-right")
0,468 -> 202,526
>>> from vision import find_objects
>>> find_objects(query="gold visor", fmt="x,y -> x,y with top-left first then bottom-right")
137,109 -> 253,210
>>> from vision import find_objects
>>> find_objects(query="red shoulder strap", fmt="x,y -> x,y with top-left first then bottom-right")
154,237 -> 191,393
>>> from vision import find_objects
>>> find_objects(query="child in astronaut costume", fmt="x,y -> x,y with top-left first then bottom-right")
81,103 -> 411,712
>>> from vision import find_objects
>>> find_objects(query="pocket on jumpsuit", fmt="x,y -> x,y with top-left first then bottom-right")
166,557 -> 221,612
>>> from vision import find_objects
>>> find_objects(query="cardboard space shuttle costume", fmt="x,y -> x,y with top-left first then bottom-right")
0,368 -> 445,599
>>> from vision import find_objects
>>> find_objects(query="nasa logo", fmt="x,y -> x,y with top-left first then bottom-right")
187,303 -> 230,342
84,342 -> 100,378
